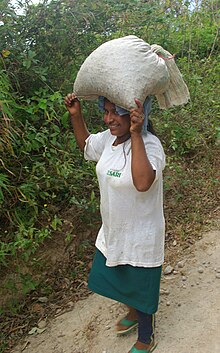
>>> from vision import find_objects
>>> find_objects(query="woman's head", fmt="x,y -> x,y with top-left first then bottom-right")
98,96 -> 153,136
103,99 -> 131,138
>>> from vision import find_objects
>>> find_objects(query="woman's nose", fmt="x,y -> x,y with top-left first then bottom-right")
104,112 -> 113,124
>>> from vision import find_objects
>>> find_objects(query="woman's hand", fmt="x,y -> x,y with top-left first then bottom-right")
64,93 -> 89,150
64,93 -> 81,117
130,98 -> 144,135
130,98 -> 155,191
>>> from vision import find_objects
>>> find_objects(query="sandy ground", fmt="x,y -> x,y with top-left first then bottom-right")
12,225 -> 220,353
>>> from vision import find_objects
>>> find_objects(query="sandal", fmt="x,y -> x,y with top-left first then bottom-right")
129,338 -> 157,353
116,317 -> 138,336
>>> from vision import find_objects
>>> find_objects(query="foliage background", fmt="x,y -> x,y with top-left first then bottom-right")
0,0 -> 219,351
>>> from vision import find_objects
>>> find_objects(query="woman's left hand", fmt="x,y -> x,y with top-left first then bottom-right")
130,98 -> 144,134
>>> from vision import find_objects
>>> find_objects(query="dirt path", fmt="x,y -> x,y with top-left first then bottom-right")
12,226 -> 220,353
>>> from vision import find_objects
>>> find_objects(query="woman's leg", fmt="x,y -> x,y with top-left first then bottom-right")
116,305 -> 138,332
126,306 -> 138,320
116,306 -> 156,347
133,309 -> 155,350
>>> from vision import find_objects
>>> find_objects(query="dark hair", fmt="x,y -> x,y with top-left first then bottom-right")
147,119 -> 157,136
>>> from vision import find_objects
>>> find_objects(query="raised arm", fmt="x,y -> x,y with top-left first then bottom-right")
130,99 -> 155,192
64,93 -> 90,151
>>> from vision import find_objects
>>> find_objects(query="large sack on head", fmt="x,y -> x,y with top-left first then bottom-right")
74,35 -> 190,110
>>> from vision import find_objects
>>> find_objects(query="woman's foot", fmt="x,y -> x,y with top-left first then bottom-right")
129,339 -> 157,353
116,307 -> 138,335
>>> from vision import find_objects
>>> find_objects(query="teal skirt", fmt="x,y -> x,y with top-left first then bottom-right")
88,249 -> 162,314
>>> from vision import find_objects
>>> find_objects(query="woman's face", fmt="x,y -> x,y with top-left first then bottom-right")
103,100 -> 130,137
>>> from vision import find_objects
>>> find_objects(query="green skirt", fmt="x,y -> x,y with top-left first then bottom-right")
88,249 -> 162,314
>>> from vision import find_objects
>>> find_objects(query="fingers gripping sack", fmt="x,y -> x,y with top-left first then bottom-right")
73,35 -> 190,110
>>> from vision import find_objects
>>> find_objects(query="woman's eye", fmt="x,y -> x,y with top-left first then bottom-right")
103,109 -> 119,115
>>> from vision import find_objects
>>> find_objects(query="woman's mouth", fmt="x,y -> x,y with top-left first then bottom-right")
109,124 -> 119,129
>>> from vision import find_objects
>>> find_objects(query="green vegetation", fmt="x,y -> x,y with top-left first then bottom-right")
0,0 -> 219,351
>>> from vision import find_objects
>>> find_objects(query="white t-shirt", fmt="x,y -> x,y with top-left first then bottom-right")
84,129 -> 166,267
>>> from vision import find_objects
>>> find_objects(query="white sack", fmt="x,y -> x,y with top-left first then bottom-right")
74,35 -> 190,110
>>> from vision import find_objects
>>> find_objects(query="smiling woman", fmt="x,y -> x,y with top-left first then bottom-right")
64,92 -> 165,353
103,100 -> 131,145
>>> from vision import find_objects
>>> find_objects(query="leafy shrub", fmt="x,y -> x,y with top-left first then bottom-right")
0,0 -> 219,267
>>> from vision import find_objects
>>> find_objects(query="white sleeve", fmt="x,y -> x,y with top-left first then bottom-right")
144,135 -> 166,180
84,130 -> 110,162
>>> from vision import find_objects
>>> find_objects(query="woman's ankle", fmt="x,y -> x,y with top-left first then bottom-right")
127,306 -> 138,321
135,339 -> 153,350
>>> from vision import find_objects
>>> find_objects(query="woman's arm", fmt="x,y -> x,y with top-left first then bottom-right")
64,93 -> 90,151
130,99 -> 155,192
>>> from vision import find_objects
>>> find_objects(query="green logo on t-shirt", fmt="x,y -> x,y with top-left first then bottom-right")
107,169 -> 121,178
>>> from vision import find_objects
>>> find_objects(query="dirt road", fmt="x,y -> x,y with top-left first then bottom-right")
13,226 -> 220,353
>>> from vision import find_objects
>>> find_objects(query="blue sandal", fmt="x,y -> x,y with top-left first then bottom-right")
116,317 -> 138,336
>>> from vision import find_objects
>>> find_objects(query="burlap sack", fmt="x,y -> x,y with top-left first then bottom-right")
74,35 -> 189,109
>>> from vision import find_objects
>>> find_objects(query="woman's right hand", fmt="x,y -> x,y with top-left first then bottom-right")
64,93 -> 89,150
64,93 -> 81,117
